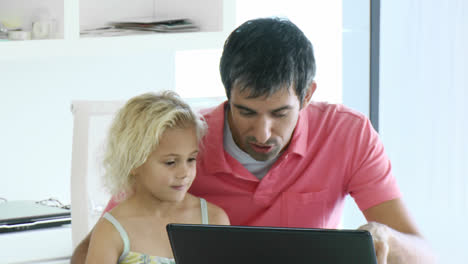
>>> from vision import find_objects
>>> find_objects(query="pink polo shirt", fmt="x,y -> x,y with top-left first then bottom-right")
104,101 -> 401,228
191,101 -> 401,228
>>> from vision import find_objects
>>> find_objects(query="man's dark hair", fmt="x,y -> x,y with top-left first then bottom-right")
220,17 -> 316,104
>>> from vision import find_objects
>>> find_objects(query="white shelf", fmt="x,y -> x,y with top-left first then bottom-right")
0,0 -> 236,59
0,31 -> 231,59
0,0 -> 65,39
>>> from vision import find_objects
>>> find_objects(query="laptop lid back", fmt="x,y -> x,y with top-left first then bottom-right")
167,224 -> 377,264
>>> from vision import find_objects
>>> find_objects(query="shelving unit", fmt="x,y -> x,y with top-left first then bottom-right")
0,2 -> 236,262
0,0 -> 65,40
0,0 -> 236,59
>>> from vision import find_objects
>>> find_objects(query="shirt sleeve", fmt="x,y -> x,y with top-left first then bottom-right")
346,117 -> 402,211
101,195 -> 121,216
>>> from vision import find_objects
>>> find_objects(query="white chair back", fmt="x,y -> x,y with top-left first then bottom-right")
70,96 -> 226,248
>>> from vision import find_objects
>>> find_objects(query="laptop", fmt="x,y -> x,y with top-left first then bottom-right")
167,224 -> 377,264
0,200 -> 71,233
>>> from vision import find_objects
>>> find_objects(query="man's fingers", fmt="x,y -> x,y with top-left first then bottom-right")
374,240 -> 389,264
357,222 -> 392,263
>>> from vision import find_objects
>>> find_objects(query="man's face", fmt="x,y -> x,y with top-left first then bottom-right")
227,85 -> 304,161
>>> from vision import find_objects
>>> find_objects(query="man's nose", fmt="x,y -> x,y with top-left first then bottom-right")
252,116 -> 272,144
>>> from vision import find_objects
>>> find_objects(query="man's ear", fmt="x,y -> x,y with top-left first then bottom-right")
301,81 -> 317,108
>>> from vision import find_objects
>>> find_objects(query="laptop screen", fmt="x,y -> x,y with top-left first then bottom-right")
167,224 -> 377,264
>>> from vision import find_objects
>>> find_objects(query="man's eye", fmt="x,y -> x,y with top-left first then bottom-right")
273,112 -> 287,118
240,111 -> 255,116
188,157 -> 197,163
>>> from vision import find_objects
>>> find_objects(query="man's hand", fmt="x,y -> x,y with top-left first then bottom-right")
358,220 -> 437,264
359,221 -> 391,264
360,199 -> 436,263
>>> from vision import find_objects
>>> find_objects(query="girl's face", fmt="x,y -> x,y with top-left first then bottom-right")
133,125 -> 199,203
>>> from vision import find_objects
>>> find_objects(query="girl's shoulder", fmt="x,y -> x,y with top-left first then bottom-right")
87,213 -> 125,260
94,212 -> 126,241
185,194 -> 230,225
205,199 -> 230,225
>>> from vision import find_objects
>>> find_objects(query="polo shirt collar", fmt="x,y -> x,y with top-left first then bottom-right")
201,101 -> 235,175
284,110 -> 309,157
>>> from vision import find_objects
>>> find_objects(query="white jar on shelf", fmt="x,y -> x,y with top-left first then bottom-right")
31,8 -> 57,39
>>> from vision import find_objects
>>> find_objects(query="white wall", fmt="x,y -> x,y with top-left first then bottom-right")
380,0 -> 468,262
0,52 -> 175,205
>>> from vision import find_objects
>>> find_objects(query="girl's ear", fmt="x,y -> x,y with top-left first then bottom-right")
130,167 -> 138,177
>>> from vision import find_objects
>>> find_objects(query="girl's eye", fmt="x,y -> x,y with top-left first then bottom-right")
164,161 -> 176,166
188,157 -> 197,163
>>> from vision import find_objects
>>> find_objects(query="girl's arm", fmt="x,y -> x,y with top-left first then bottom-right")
85,217 -> 123,263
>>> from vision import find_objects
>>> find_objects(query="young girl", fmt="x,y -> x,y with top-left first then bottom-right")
86,91 -> 230,264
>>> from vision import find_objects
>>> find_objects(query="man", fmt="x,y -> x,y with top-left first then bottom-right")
72,17 -> 435,263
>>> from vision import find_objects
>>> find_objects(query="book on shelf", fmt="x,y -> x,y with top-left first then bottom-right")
110,17 -> 199,33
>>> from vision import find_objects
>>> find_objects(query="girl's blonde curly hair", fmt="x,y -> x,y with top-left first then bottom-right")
102,91 -> 207,198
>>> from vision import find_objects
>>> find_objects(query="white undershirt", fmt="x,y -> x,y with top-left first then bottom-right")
223,108 -> 279,180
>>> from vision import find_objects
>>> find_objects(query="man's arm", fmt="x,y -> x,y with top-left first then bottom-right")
70,230 -> 92,264
360,198 -> 436,264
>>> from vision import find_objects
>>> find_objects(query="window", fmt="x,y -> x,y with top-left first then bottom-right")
175,0 -> 344,104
